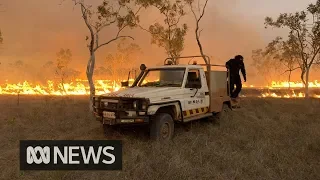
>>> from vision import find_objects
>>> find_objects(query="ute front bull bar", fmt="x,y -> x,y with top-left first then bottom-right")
92,96 -> 150,124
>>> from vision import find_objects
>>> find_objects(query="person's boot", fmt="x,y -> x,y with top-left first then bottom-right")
231,97 -> 241,109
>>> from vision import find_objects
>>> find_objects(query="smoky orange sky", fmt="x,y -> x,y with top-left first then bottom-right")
0,0 -> 318,84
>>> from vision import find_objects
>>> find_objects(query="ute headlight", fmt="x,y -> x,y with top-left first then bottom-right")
103,102 -> 109,107
133,101 -> 138,109
141,101 -> 147,110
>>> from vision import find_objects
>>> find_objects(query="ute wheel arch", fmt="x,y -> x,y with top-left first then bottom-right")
155,105 -> 176,120
147,101 -> 183,121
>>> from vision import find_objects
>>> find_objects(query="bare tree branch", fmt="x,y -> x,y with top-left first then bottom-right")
189,0 -> 209,64
78,2 -> 95,53
94,36 -> 134,52
280,66 -> 301,75
93,5 -> 142,51
198,29 -> 203,37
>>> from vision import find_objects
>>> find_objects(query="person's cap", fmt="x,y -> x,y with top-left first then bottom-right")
235,55 -> 244,60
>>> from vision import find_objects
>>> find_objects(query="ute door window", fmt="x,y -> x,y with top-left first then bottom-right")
185,69 -> 201,88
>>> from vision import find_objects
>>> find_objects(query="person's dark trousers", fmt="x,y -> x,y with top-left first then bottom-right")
230,75 -> 242,98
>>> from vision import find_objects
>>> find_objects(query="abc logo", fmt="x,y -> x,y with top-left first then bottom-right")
26,146 -> 50,164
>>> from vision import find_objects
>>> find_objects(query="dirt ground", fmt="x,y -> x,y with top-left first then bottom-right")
0,95 -> 319,180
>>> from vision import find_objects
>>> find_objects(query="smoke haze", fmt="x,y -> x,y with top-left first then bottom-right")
0,0 -> 318,84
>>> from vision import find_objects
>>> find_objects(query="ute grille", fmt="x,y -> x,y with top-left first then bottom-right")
101,99 -> 136,110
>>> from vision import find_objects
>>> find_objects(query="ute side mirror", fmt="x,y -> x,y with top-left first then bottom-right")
121,81 -> 129,87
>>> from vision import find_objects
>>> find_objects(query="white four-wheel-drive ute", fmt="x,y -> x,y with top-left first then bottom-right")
93,56 -> 232,141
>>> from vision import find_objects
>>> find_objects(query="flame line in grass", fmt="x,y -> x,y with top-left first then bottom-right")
0,79 -> 319,98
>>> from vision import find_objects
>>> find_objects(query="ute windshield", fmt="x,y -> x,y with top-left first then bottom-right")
138,68 -> 185,87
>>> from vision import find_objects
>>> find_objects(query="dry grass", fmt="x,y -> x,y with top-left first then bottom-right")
0,95 -> 319,180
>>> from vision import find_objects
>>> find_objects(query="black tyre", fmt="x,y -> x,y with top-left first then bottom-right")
211,103 -> 230,124
150,113 -> 174,141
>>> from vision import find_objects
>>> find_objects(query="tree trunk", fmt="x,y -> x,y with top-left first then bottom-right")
87,53 -> 96,111
61,78 -> 67,95
196,31 -> 207,64
300,70 -> 306,86
288,71 -> 291,90
305,68 -> 310,98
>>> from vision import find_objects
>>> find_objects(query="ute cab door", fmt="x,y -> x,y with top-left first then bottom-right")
182,68 -> 210,119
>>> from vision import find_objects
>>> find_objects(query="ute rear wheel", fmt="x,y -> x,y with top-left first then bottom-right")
150,113 -> 174,141
211,103 -> 230,124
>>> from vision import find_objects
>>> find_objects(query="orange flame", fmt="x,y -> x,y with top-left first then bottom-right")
269,80 -> 320,88
0,79 -> 134,96
260,92 -> 309,98
243,80 -> 320,98
243,80 -> 320,89
0,79 -> 319,98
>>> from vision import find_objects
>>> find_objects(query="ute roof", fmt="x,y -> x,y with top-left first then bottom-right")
147,64 -> 202,70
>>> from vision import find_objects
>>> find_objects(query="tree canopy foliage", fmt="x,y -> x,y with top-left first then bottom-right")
138,0 -> 189,64
253,0 -> 320,96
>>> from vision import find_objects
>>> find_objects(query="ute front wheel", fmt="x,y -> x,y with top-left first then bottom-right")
150,113 -> 174,141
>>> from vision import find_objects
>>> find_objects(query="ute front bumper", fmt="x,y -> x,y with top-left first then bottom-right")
92,96 -> 150,126
101,116 -> 150,125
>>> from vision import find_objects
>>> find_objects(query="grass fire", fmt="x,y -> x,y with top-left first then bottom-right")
0,79 -> 319,98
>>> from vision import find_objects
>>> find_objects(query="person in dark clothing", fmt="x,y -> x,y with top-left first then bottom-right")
226,55 -> 247,99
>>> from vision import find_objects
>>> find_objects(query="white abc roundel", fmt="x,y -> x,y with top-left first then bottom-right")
26,146 -> 50,164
